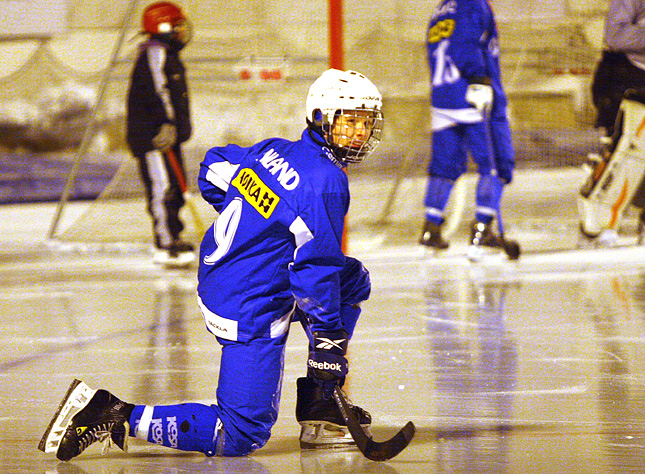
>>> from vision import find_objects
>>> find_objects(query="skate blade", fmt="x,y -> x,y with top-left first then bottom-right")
38,379 -> 96,454
467,245 -> 486,262
467,244 -> 506,262
299,421 -> 370,450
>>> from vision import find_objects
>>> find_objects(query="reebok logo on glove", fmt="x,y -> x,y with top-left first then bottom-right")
308,359 -> 342,372
308,330 -> 349,379
314,337 -> 347,351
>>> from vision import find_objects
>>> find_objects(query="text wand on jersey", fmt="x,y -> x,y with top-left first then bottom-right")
333,386 -> 415,461
165,148 -> 206,237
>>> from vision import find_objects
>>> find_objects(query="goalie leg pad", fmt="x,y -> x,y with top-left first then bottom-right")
578,96 -> 645,236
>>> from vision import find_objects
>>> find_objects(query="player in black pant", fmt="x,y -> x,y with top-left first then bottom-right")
126,1 -> 195,261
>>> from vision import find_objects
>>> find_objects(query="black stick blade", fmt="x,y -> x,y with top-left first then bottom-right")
503,239 -> 521,260
333,386 -> 415,461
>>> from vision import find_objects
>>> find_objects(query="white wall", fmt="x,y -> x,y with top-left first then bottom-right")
0,0 -> 69,38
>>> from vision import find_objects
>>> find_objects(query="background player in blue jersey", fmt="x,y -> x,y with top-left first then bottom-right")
419,0 -> 515,251
40,69 -> 384,460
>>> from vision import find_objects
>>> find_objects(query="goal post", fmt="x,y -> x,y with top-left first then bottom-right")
47,0 -> 141,241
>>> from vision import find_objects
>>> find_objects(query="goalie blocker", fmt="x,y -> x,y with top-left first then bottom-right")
578,89 -> 645,238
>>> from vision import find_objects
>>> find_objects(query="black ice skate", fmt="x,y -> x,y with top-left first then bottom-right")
418,220 -> 450,250
38,379 -> 134,461
296,377 -> 371,449
169,239 -> 195,254
470,220 -> 503,247
467,220 -> 503,261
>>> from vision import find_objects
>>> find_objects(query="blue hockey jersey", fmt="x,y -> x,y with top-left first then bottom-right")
426,0 -> 509,128
197,129 -> 349,342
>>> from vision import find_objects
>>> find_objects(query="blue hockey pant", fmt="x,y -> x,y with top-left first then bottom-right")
128,256 -> 369,456
423,120 -> 512,224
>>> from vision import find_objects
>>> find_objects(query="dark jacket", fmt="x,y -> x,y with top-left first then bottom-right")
126,39 -> 191,156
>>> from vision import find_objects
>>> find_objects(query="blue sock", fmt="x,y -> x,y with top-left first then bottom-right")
129,403 -> 221,456
424,175 -> 454,224
475,174 -> 503,223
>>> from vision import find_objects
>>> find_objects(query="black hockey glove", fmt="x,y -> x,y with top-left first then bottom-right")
307,330 -> 349,382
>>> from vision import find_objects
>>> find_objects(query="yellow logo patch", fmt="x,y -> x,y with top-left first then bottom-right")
232,168 -> 280,218
427,19 -> 455,44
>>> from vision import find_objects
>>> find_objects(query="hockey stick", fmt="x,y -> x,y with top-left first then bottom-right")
165,149 -> 206,237
495,207 -> 521,260
481,110 -> 521,260
333,386 -> 415,461
377,148 -> 414,226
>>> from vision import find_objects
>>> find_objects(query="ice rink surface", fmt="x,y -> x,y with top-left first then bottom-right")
2,167 -> 645,473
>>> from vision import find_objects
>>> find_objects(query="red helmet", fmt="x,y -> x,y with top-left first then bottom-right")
142,1 -> 186,35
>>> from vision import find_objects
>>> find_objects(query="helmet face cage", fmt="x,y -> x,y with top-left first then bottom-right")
169,18 -> 192,45
322,108 -> 384,163
142,2 -> 191,45
306,69 -> 384,164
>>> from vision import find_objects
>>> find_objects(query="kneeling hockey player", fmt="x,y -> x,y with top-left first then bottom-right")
39,69 -> 385,460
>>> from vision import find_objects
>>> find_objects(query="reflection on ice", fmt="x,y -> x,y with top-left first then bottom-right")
425,278 -> 517,473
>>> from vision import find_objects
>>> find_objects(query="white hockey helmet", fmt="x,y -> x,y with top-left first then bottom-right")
306,69 -> 383,163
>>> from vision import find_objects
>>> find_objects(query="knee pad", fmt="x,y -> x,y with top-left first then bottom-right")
220,428 -> 269,457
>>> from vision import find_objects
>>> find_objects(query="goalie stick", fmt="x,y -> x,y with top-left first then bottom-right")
332,386 -> 415,461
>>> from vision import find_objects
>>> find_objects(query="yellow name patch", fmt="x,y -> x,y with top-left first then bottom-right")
427,19 -> 455,44
232,168 -> 279,218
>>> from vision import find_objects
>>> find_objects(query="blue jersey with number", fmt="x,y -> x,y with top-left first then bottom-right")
426,0 -> 508,123
197,129 -> 349,342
